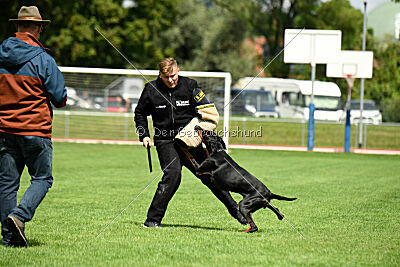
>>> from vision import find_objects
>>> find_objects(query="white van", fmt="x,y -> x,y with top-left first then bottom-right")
234,77 -> 343,121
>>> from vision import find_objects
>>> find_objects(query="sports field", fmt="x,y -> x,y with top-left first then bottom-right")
1,142 -> 399,266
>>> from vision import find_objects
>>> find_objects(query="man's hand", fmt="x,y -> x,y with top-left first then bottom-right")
143,137 -> 151,148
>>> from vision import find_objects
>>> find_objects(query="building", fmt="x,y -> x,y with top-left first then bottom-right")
368,1 -> 400,39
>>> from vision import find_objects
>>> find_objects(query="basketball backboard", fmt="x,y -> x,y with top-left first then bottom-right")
284,29 -> 342,64
326,50 -> 374,78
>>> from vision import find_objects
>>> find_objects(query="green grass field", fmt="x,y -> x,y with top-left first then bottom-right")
1,142 -> 399,266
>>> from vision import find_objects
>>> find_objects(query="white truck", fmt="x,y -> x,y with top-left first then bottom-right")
234,77 -> 343,121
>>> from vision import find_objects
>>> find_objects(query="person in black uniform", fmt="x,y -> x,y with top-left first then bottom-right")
134,57 -> 246,227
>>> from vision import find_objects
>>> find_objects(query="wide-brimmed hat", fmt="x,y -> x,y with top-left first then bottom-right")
9,6 -> 51,26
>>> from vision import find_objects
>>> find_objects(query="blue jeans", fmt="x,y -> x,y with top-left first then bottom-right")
0,133 -> 53,246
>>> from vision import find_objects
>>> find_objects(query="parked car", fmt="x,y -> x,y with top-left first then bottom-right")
66,87 -> 96,110
106,96 -> 128,112
211,88 -> 279,118
349,100 -> 382,125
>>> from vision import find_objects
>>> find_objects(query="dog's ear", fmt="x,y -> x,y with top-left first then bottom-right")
217,136 -> 226,149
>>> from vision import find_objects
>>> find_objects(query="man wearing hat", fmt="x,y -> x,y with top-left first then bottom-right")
0,6 -> 67,247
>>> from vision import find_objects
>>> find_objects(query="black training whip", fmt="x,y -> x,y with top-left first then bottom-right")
147,144 -> 152,173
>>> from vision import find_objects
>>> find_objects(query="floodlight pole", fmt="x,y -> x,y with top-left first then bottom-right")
359,0 -> 367,148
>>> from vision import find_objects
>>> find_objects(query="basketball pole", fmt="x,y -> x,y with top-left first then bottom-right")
307,62 -> 316,151
307,35 -> 316,152
344,75 -> 355,152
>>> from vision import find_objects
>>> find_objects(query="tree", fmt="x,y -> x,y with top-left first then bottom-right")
46,0 -> 128,67
315,0 -> 363,50
213,0 -> 321,77
122,0 -> 179,68
0,1 -> 58,41
47,0 -> 180,68
366,38 -> 400,121
160,0 -> 256,82
159,0 -> 208,64
306,0 -> 364,102
1,0 -> 179,69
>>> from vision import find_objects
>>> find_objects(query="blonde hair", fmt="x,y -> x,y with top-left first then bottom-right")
158,57 -> 178,74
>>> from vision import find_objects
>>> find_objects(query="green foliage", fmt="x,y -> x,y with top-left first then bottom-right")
289,0 -> 365,85
356,38 -> 400,121
315,0 -> 363,50
1,143 -> 399,265
1,0 -> 179,69
47,0 -> 128,67
160,0 -> 256,82
214,0 -> 321,77
381,96 -> 400,122
160,0 -> 208,63
122,0 -> 179,68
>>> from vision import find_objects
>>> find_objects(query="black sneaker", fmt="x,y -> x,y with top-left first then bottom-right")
142,221 -> 162,228
4,216 -> 28,247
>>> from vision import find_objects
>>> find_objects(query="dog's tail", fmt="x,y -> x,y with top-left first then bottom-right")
270,193 -> 297,201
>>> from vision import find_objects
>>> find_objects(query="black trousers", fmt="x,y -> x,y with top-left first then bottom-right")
146,140 -> 238,223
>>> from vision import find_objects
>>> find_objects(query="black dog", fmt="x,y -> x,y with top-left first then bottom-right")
193,126 -> 297,233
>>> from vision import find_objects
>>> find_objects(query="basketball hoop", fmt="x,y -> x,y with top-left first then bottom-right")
343,64 -> 356,88
345,75 -> 355,88
326,50 -> 374,153
343,64 -> 357,110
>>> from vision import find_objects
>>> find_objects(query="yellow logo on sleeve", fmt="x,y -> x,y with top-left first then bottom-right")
194,90 -> 205,102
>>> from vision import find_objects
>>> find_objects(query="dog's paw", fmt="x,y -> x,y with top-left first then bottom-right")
241,224 -> 258,233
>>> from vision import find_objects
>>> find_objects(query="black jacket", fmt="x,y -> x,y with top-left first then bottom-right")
134,76 -> 210,142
